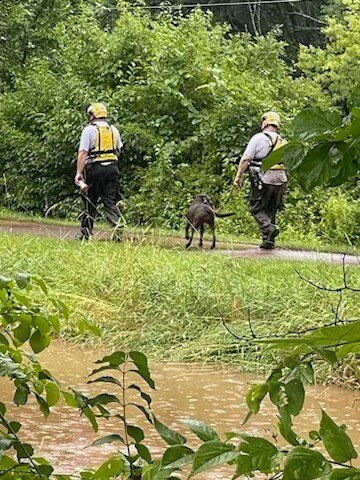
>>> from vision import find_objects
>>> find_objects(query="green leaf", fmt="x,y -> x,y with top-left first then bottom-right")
129,352 -> 155,388
182,419 -> 219,442
32,276 -> 48,295
34,315 -> 51,335
128,384 -> 152,405
296,143 -> 334,190
153,416 -> 186,446
93,455 -> 126,479
88,394 -> 119,407
45,381 -> 60,407
283,446 -> 331,480
95,351 -> 125,366
35,394 -> 50,418
14,383 -> 30,406
36,464 -> 54,477
328,468 -> 360,479
315,348 -> 338,365
257,322 -> 360,351
136,443 -> 152,463
131,368 -> 155,389
83,407 -> 98,432
0,354 -> 26,379
351,118 -> 360,138
8,421 -> 21,434
319,410 -> 358,463
91,434 -> 124,446
14,272 -> 30,289
278,406 -> 300,446
29,330 -> 50,353
0,333 -> 9,346
62,391 -> 79,407
293,108 -> 342,140
48,315 -> 61,335
13,323 -> 31,344
237,435 -> 280,475
126,425 -> 144,443
0,275 -> 11,289
88,376 -> 122,387
162,445 -> 194,469
129,351 -> 149,370
190,441 -> 239,477
14,442 -> 34,460
244,383 -> 268,422
285,379 -> 304,416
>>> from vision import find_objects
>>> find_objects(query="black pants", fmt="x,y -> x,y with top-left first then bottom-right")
249,182 -> 286,242
80,162 -> 120,237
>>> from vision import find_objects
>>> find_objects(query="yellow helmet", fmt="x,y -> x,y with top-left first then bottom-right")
261,111 -> 280,128
87,102 -> 108,119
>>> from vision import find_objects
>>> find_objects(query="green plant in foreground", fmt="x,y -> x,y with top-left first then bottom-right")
0,273 -> 359,479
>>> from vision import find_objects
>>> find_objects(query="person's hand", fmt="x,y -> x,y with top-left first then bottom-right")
233,177 -> 243,189
74,173 -> 88,192
74,172 -> 83,185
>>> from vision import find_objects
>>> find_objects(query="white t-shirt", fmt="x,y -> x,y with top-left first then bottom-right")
78,120 -> 123,154
244,131 -> 287,185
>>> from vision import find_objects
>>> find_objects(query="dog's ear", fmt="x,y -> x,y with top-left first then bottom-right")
199,194 -> 209,204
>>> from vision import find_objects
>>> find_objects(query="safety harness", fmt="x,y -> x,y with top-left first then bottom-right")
88,123 -> 118,162
250,132 -> 286,171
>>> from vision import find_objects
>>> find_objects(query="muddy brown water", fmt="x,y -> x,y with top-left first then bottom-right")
0,341 -> 359,478
1,219 -> 359,265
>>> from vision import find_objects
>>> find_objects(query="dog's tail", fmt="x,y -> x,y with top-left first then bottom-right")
215,212 -> 236,218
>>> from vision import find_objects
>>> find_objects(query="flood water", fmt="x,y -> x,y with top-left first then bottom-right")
1,341 -> 359,478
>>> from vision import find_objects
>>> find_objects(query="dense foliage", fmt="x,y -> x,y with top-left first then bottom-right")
299,0 -> 360,106
0,0 -> 359,247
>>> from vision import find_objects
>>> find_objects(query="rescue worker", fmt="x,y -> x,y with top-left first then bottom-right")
75,102 -> 123,241
233,111 -> 287,249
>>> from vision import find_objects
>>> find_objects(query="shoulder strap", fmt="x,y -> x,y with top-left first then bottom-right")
262,132 -> 279,159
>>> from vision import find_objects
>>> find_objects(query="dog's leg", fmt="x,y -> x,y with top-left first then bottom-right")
185,225 -> 194,249
185,221 -> 190,240
199,224 -> 204,248
210,224 -> 216,249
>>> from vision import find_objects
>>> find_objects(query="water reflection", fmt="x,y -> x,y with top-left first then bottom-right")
0,341 -> 358,479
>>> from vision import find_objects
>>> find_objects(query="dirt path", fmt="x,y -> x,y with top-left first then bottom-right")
0,219 -> 359,265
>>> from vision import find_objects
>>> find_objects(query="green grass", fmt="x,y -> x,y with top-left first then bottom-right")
0,232 -> 359,373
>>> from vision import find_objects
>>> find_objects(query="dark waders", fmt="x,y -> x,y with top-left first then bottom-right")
80,161 -> 121,239
249,179 -> 285,248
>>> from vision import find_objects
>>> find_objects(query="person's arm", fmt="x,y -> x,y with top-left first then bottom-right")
233,135 -> 258,188
233,153 -> 252,188
75,150 -> 88,184
114,126 -> 123,156
75,127 -> 91,190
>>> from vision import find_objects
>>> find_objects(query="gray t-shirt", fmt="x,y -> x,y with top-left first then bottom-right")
79,120 -> 123,155
244,131 -> 287,185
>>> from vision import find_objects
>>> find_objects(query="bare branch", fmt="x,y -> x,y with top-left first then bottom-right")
289,11 -> 326,24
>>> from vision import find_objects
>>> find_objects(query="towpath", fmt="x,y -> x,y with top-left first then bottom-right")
0,219 -> 359,265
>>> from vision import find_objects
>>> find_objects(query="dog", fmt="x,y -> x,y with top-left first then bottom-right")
185,195 -> 235,250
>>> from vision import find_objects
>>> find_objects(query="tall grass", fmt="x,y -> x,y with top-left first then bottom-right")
0,233 -> 359,371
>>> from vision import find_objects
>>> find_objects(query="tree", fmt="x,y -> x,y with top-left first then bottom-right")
299,0 -> 360,106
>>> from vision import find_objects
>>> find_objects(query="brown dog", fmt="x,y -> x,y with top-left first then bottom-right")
185,195 -> 235,249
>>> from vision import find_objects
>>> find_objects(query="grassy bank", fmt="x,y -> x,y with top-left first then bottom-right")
0,233 -> 359,376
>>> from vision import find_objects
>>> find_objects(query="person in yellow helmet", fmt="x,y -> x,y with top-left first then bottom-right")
75,102 -> 123,240
233,111 -> 288,249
